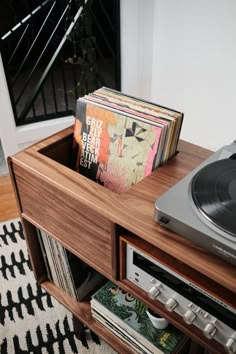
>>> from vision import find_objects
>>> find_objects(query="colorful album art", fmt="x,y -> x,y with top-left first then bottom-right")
74,103 -> 162,193
91,281 -> 185,354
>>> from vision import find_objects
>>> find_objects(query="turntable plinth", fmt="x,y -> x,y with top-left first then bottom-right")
8,126 -> 236,354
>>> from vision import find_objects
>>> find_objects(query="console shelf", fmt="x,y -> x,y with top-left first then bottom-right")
8,126 -> 236,354
40,281 -> 134,354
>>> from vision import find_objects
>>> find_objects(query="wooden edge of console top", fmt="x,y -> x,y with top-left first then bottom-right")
9,126 -> 236,293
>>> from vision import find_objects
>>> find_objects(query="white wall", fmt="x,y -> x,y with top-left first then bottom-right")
120,0 -> 155,99
151,0 -> 236,151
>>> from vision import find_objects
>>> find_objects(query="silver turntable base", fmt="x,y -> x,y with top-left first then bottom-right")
155,142 -> 236,266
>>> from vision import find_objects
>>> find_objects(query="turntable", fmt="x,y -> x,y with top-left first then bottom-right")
155,141 -> 236,266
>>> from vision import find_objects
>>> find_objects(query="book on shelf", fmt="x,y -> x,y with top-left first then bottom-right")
37,228 -> 105,301
73,87 -> 183,193
92,309 -> 150,354
91,280 -> 188,354
91,308 -> 153,354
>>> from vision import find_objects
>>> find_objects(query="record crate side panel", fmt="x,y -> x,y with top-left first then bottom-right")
11,163 -> 114,278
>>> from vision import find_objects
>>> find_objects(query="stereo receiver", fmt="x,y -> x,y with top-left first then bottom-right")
120,236 -> 236,353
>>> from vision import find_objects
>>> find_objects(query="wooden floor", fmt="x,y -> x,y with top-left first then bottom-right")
0,174 -> 19,222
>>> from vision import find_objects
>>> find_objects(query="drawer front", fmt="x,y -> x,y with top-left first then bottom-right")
13,164 -> 113,277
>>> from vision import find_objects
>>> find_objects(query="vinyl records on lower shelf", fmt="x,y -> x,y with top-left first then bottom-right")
36,228 -> 105,301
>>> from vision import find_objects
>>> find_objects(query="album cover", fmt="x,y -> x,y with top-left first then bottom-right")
91,281 -> 186,354
74,99 -> 165,193
73,88 -> 183,193
91,309 -> 151,354
92,86 -> 183,161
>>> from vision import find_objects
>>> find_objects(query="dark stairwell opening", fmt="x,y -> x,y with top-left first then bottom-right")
0,0 -> 121,126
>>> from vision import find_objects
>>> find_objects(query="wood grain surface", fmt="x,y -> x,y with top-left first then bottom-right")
9,126 -> 236,293
0,174 -> 18,221
41,281 -> 135,354
12,162 -> 113,278
8,126 -> 236,354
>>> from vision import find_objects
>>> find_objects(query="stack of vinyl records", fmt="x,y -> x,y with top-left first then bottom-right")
91,281 -> 188,354
37,228 -> 105,301
73,87 -> 184,193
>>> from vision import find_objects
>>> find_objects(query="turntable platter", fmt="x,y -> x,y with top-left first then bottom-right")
191,154 -> 236,236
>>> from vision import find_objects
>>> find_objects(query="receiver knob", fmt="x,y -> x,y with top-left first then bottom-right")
203,323 -> 217,339
225,338 -> 236,353
165,297 -> 178,312
183,309 -> 196,324
148,286 -> 160,299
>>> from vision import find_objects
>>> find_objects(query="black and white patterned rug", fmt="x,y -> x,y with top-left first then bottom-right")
0,218 -> 116,354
